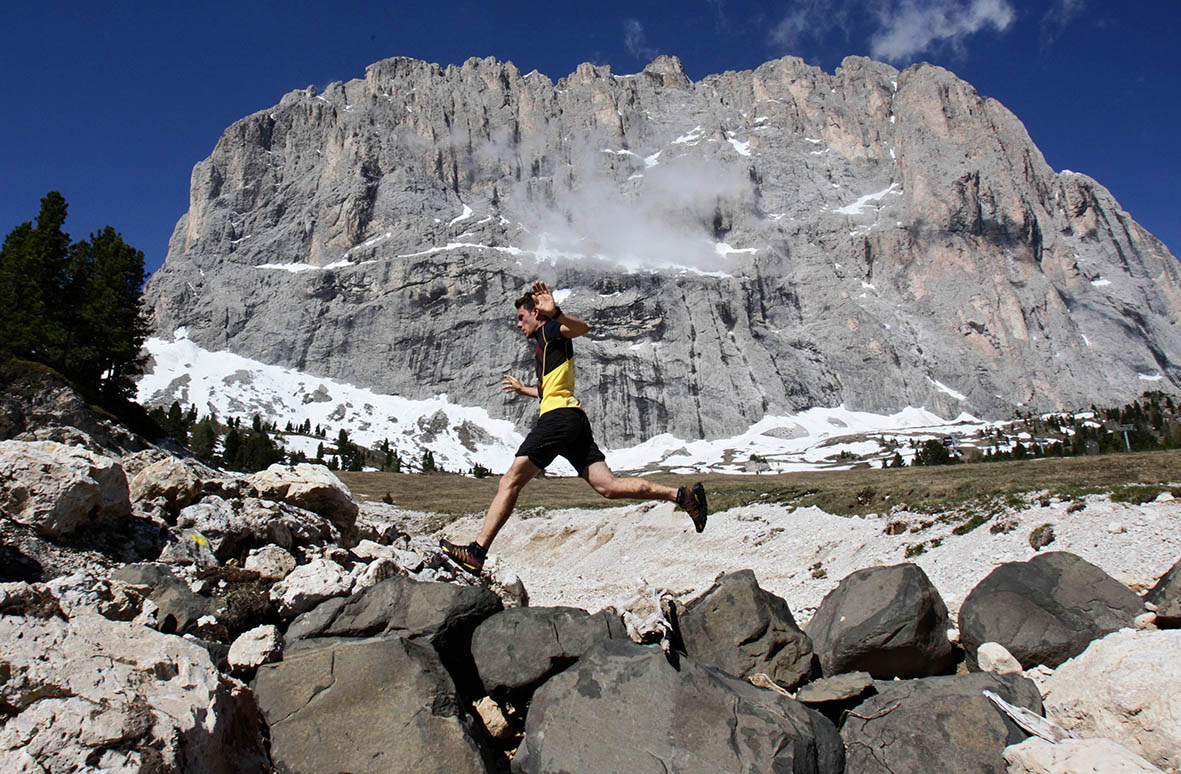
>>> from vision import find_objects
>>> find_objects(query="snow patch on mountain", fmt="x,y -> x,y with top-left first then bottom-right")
138,333 -> 994,476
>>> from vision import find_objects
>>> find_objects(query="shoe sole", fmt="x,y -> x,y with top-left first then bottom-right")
690,483 -> 708,533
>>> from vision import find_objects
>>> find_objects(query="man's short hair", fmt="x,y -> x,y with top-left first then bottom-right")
515,293 -> 535,311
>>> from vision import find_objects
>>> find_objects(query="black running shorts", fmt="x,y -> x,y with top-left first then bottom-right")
515,408 -> 606,473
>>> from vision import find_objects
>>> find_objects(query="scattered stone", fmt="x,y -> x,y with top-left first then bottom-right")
239,496 -> 339,550
228,624 -> 283,673
111,563 -> 217,634
1029,523 -> 1056,549
243,544 -> 297,580
475,696 -> 514,741
483,556 -> 529,608
1133,612 -> 1157,630
0,581 -> 63,619
353,556 -> 398,590
1065,501 -> 1086,514
513,639 -> 844,773
884,520 -> 906,535
679,569 -> 817,690
176,495 -> 248,560
156,528 -> 220,570
960,551 -> 1142,669
1042,628 -> 1181,771
270,557 -> 354,617
1004,736 -> 1165,773
795,671 -> 876,725
1106,521 -> 1127,534
806,562 -> 956,679
977,641 -> 1023,674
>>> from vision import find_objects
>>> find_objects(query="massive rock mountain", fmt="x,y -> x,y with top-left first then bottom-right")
144,54 -> 1181,447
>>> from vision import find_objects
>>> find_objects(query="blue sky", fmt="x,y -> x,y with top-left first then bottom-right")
2,1 -> 1177,275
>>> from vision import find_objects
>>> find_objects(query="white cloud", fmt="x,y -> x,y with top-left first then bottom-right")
769,0 -> 845,52
624,19 -> 658,61
1041,0 -> 1084,48
869,0 -> 1016,62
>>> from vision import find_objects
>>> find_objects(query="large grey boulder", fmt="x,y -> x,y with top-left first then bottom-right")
286,574 -> 502,694
1145,556 -> 1181,628
513,639 -> 844,773
253,635 -> 498,773
0,609 -> 266,773
805,562 -> 956,678
0,440 -> 129,537
1042,628 -> 1181,771
841,672 -> 1043,773
959,551 -> 1142,668
678,568 -> 817,689
471,605 -> 626,700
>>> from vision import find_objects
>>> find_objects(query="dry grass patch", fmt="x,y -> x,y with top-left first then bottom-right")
339,450 -> 1181,524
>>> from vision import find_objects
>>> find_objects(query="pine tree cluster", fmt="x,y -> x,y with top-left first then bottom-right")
0,192 -> 149,402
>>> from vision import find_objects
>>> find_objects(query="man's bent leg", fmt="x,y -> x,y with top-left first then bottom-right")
582,462 -> 708,532
581,461 -> 678,501
477,456 -> 541,549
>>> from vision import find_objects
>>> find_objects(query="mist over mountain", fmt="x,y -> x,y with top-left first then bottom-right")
142,53 -> 1181,447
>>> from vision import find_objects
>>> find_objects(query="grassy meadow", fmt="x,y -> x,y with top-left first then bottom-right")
339,449 -> 1181,522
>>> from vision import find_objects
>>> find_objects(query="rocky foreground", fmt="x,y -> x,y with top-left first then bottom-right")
2,369 -> 1180,773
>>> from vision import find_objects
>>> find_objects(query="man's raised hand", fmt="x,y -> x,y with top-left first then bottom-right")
531,281 -> 557,318
502,374 -> 526,395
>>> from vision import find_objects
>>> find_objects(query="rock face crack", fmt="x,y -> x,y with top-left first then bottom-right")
277,650 -> 337,726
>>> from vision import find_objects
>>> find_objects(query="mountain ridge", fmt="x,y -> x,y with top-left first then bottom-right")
142,52 -> 1181,447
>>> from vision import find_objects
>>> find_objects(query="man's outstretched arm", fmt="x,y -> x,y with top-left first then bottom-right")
532,281 -> 589,338
502,374 -> 539,398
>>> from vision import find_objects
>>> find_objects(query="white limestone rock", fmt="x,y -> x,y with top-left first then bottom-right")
228,624 -> 283,672
0,610 -> 265,773
270,558 -> 354,617
1004,737 -> 1164,773
0,440 -> 129,537
977,641 -> 1023,674
244,545 -> 298,580
1042,628 -> 1181,771
127,455 -> 202,513
249,463 -> 358,544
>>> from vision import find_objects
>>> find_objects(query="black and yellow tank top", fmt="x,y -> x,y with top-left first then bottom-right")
534,318 -> 583,415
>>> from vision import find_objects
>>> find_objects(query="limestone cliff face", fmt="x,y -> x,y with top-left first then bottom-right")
144,54 -> 1181,446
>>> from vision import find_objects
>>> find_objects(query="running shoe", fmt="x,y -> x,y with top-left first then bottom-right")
440,538 -> 487,574
677,482 -> 708,533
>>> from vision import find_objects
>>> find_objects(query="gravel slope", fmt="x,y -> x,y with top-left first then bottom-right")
441,493 -> 1180,624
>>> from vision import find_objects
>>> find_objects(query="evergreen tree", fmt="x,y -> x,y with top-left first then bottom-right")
189,417 -> 218,462
421,449 -> 436,473
0,192 -> 72,364
67,226 -> 149,399
222,427 -> 242,467
0,193 -> 149,401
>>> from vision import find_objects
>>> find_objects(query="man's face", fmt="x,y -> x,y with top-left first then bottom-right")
516,305 -> 543,338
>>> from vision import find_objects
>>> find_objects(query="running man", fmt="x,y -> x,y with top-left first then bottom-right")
441,281 -> 708,574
